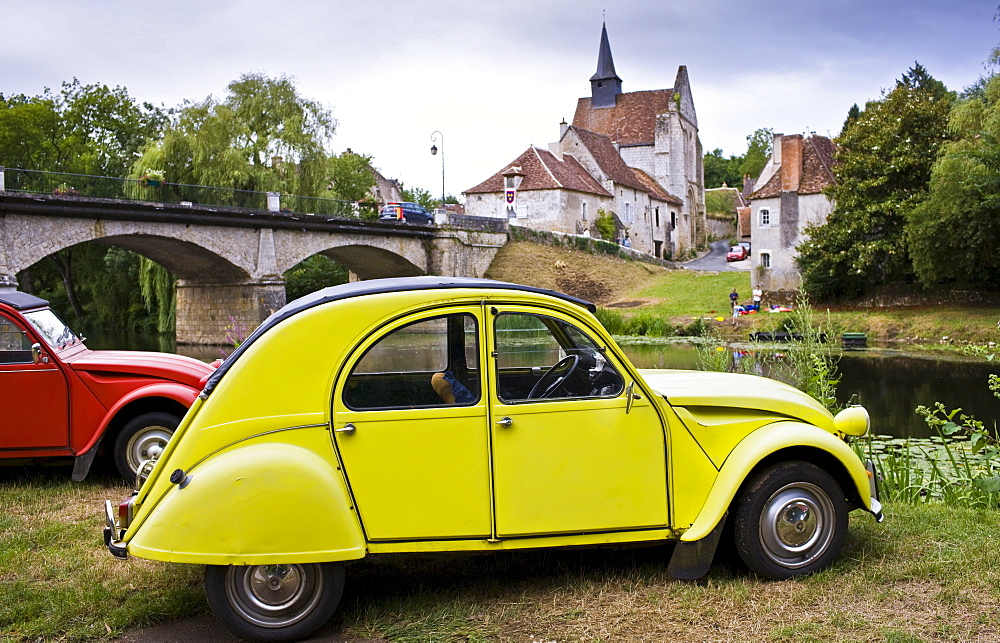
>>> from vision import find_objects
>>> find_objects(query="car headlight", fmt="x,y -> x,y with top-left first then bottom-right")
834,405 -> 870,437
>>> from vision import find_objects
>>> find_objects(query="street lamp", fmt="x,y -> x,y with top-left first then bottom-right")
430,131 -> 444,211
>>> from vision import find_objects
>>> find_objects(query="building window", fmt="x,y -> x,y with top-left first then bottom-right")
759,208 -> 771,226
760,252 -> 771,268
655,207 -> 660,228
624,202 -> 632,223
581,202 -> 587,220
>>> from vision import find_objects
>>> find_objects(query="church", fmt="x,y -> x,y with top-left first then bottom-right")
463,24 -> 705,260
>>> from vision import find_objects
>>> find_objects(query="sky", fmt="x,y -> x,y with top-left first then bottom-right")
1,0 -> 997,202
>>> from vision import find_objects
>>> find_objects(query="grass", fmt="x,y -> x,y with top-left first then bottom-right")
5,470 -> 1000,642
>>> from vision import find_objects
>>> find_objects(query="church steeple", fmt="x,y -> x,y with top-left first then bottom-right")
589,22 -> 622,108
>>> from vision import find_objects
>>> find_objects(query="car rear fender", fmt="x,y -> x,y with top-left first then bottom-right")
125,432 -> 366,565
680,420 -> 871,542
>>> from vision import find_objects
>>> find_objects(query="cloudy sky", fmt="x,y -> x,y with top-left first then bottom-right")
2,0 -> 996,200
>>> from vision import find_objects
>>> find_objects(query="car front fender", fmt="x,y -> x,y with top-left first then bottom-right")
680,420 -> 872,542
125,435 -> 366,565
78,382 -> 201,455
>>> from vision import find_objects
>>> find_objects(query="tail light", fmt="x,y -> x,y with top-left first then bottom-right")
395,206 -> 404,221
118,497 -> 135,529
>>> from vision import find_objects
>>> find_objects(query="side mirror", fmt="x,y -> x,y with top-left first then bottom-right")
31,343 -> 46,364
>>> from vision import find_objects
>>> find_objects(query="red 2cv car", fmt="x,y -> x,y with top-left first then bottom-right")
0,291 -> 214,482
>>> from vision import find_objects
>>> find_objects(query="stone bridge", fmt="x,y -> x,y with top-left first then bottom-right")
0,193 -> 507,343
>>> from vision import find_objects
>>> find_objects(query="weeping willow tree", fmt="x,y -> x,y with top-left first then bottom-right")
139,258 -> 175,333
129,73 -> 337,200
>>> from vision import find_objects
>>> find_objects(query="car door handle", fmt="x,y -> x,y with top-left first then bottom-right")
334,423 -> 356,435
496,417 -> 513,428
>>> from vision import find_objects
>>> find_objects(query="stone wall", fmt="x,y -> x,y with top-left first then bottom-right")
175,280 -> 286,345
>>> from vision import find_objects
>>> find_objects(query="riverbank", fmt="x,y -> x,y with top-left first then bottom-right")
484,241 -> 1000,348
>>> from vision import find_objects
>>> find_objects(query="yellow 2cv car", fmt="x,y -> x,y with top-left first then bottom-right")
104,276 -> 882,641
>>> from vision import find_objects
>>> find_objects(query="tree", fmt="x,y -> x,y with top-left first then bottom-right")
796,64 -> 953,300
401,186 -> 435,209
906,75 -> 1000,288
0,79 -> 165,177
328,151 -> 375,201
703,148 -> 743,188
133,73 -> 336,198
284,255 -> 349,301
841,104 -> 861,134
740,128 -> 773,180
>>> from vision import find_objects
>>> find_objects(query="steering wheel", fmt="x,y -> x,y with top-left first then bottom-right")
527,354 -> 580,399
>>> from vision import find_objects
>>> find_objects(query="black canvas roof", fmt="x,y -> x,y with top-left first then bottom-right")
202,277 -> 595,397
0,291 -> 49,311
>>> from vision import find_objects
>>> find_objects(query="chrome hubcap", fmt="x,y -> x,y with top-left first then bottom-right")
227,564 -> 324,628
759,482 -> 835,569
126,426 -> 173,472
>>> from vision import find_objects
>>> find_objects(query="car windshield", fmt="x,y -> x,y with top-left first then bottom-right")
22,309 -> 83,350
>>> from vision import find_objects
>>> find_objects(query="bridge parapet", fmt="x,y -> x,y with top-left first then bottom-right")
0,191 -> 508,343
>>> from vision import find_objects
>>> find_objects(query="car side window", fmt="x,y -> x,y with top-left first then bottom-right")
343,313 -> 480,410
0,316 -> 33,364
493,312 -> 624,403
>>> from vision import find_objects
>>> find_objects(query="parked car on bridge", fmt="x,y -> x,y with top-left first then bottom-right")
104,276 -> 882,642
379,201 -> 434,225
726,245 -> 749,261
0,291 -> 214,483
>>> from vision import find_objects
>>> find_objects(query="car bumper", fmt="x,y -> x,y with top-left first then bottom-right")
103,500 -> 128,559
866,460 -> 885,523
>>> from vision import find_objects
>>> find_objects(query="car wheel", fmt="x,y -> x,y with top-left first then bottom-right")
113,412 -> 180,484
732,461 -> 847,579
205,563 -> 345,642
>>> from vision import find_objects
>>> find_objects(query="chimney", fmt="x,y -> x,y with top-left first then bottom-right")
780,134 -> 803,192
771,132 -> 784,165
560,118 -> 569,139
742,174 -> 755,196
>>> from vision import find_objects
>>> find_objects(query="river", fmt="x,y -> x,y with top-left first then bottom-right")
86,329 -> 998,440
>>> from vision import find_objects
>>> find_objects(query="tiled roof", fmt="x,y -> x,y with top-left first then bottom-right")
569,126 -> 648,192
572,89 -> 673,146
750,135 -> 837,199
631,167 -> 682,204
463,147 -> 611,196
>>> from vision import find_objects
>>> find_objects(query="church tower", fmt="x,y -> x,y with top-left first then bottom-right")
589,23 -> 622,108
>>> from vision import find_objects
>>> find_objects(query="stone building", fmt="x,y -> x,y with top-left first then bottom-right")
749,133 -> 836,292
463,23 -> 704,259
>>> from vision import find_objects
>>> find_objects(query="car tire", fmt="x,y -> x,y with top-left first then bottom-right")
732,461 -> 847,579
113,411 -> 180,484
204,563 -> 345,642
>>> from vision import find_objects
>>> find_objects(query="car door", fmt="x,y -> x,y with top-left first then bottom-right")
0,313 -> 69,449
488,306 -> 669,537
332,308 -> 491,540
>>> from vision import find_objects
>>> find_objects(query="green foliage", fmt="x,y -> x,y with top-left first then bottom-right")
401,186 -> 435,208
841,103 -> 861,134
138,258 -> 175,334
283,255 -> 349,302
702,148 -> 743,189
696,296 -> 841,413
328,150 -> 375,201
0,79 -> 166,177
740,127 -> 773,180
906,76 -> 1000,288
594,208 -> 616,241
131,73 -> 335,198
797,64 -> 953,300
24,244 -> 159,332
704,189 -> 737,217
